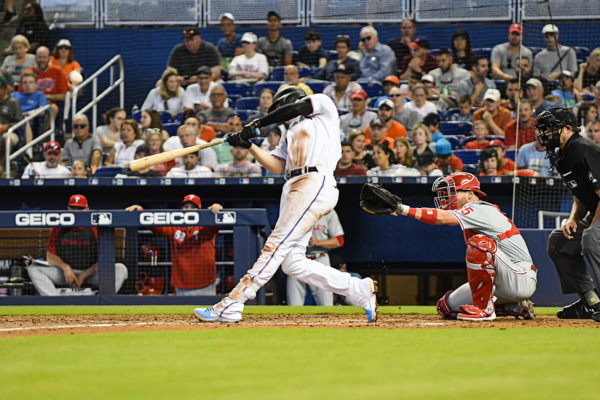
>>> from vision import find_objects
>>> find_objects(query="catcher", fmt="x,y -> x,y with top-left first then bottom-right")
360,173 -> 537,321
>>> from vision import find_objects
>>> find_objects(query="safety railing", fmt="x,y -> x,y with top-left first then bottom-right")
538,210 -> 570,230
4,105 -> 54,179
69,55 -> 124,134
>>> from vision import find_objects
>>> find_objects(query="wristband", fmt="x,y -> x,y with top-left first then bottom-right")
419,208 -> 438,225
399,204 -> 410,216
407,207 -> 416,218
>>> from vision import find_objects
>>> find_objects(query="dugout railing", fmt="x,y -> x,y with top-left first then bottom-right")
0,209 -> 270,305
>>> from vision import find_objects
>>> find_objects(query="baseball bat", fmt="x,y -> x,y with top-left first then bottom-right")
129,139 -> 225,171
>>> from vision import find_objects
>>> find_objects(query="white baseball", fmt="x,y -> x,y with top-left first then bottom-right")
69,70 -> 83,85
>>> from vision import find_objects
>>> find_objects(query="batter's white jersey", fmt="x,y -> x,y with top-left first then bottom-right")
271,93 -> 341,176
307,210 -> 344,256
22,162 -> 72,179
449,201 -> 533,265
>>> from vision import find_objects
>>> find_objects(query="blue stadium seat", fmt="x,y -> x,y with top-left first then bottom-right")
222,81 -> 252,98
582,93 -> 595,102
440,121 -> 472,136
505,149 -> 515,161
357,79 -> 384,98
298,66 -> 312,78
454,149 -> 481,165
574,46 -> 590,60
327,50 -> 338,61
472,47 -> 492,61
463,164 -> 479,175
338,109 -> 350,116
159,111 -> 173,124
93,167 -> 123,178
236,109 -> 254,123
270,66 -> 286,81
310,67 -> 324,78
529,46 -> 543,56
495,80 -> 506,92
235,96 -> 259,111
444,135 -> 462,150
163,122 -> 179,136
305,79 -> 329,94
253,81 -> 284,96
173,112 -> 182,123
132,110 -> 142,123
429,48 -> 440,56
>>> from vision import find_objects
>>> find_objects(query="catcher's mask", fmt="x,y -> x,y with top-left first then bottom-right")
269,86 -> 307,113
535,108 -> 577,152
432,172 -> 486,210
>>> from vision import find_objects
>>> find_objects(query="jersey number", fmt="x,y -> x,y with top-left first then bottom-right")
460,207 -> 474,215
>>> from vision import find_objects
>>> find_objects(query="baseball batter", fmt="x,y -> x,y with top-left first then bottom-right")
287,210 -> 345,306
194,86 -> 378,323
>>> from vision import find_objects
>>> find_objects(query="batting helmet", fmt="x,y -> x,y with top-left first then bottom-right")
269,85 -> 307,113
432,172 -> 486,210
535,108 -> 578,151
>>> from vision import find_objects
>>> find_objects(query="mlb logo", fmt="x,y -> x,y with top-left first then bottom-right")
91,212 -> 113,226
216,211 -> 237,224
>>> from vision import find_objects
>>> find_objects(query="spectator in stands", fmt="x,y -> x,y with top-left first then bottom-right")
142,69 -> 185,117
70,160 -> 88,178
50,39 -> 82,87
348,129 -> 375,170
22,141 -> 70,178
28,194 -> 128,296
227,32 -> 268,82
183,66 -> 229,112
213,114 -> 243,164
472,89 -> 512,136
334,141 -> 366,176
576,102 -> 598,129
25,46 -> 68,119
167,26 -> 221,85
429,49 -> 470,97
163,119 -> 217,170
551,71 -> 581,107
502,78 -> 522,119
373,75 -> 400,108
257,11 -> 293,67
478,147 -> 503,176
198,84 -> 236,134
217,13 -> 243,60
585,119 -> 600,145
94,107 -> 126,154
247,88 -> 275,135
411,123 -> 435,167
323,64 -> 361,110
140,109 -> 169,140
394,137 -> 416,168
421,74 -> 449,112
516,138 -> 552,177
280,65 -> 313,95
297,30 -> 327,69
405,83 -> 437,119
525,78 -> 556,117
144,128 -> 174,176
533,24 -> 577,80
365,117 -> 394,149
2,0 -> 15,23
215,145 -> 261,177
418,152 -> 443,176
365,100 -> 406,141
11,71 -> 46,146
260,125 -> 282,152
388,18 -> 417,73
514,57 -> 533,82
1,35 -> 35,91
315,35 -> 360,81
504,99 -> 536,149
166,150 -> 213,178
400,37 -> 436,80
339,89 -> 377,139
575,48 -> 600,93
0,75 -> 22,173
105,119 -> 143,167
15,2 -> 50,52
389,86 -> 420,131
62,114 -> 101,172
489,141 -> 515,173
367,142 -> 419,177
115,145 -> 163,178
359,26 -> 396,81
126,194 -> 222,295
456,54 -> 495,107
183,112 -> 216,143
434,137 -> 463,175
423,112 -> 444,143
465,120 -> 493,150
451,29 -> 475,71
450,95 -> 474,122
491,24 -> 533,81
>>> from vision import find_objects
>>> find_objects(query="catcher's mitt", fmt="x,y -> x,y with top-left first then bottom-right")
360,183 -> 403,215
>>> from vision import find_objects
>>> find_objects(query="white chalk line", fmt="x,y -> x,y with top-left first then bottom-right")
0,322 -> 168,332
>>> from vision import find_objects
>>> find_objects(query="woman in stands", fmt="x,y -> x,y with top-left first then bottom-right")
145,128 -> 174,176
247,88 -> 275,136
140,108 -> 169,140
394,137 -> 416,168
1,35 -> 35,91
576,102 -> 598,130
105,120 -> 144,167
575,48 -> 600,93
70,160 -> 88,179
451,29 -> 474,70
50,39 -> 82,87
366,143 -> 419,177
348,129 -> 375,170
94,107 -> 126,154
411,123 -> 435,168
142,68 -> 186,117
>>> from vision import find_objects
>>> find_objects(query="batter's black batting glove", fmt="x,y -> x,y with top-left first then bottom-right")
225,131 -> 252,149
240,120 -> 260,140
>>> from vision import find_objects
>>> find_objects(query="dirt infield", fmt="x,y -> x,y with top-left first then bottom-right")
0,314 -> 598,337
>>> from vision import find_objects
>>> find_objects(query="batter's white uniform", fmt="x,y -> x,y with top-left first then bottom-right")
213,94 -> 374,318
446,201 -> 537,309
21,162 -> 72,179
287,210 -> 344,306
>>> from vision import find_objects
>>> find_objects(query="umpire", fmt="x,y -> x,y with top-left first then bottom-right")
536,108 -> 600,321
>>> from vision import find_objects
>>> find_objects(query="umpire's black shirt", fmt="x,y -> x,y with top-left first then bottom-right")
556,133 -> 600,213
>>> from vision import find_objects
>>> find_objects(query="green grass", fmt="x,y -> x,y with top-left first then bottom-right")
1,328 -> 597,400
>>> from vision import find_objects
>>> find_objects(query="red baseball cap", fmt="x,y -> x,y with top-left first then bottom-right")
509,23 -> 522,34
350,89 -> 367,100
181,194 -> 201,208
44,141 -> 61,154
68,194 -> 88,208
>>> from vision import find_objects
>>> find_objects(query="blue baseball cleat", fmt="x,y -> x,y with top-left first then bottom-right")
193,307 -> 241,323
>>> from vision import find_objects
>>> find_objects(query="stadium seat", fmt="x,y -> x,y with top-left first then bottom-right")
440,121 -> 472,136
338,109 -> 350,116
253,81 -> 284,96
222,81 -> 252,98
327,50 -> 338,61
270,66 -> 286,81
235,96 -> 259,111
163,122 -> 179,136
582,93 -> 595,102
305,79 -> 329,94
429,48 -> 440,56
132,110 -> 142,123
574,46 -> 590,60
159,111 -> 173,124
505,149 -> 515,161
472,47 -> 492,61
463,163 -> 479,174
529,46 -> 543,56
236,109 -> 254,123
454,149 -> 481,165
495,80 -> 506,92
444,135 -> 462,150
93,167 -> 123,178
298,66 -> 312,78
357,79 -> 384,98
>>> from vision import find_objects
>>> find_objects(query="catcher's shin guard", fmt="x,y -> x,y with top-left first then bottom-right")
436,290 -> 460,320
459,235 -> 497,320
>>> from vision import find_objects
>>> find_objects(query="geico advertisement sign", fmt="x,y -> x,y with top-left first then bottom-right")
15,213 -> 75,226
140,211 -> 199,225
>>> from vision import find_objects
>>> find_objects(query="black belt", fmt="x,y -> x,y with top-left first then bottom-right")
287,166 -> 318,179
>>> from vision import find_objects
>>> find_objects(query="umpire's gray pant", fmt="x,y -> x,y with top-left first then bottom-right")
547,214 -> 600,294
27,264 -> 128,296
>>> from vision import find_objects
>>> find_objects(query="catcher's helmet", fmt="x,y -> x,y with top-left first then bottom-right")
269,85 -> 307,113
535,107 -> 577,151
432,172 -> 486,210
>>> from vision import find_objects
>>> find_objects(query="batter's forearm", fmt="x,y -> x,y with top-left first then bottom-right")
249,144 -> 285,174
255,101 -> 313,128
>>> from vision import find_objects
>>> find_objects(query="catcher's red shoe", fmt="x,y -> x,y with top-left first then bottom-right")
457,304 -> 496,321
